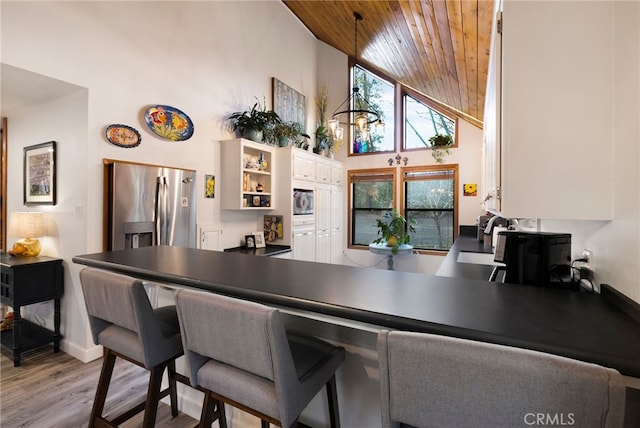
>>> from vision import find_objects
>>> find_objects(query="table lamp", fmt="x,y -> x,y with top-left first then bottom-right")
8,212 -> 45,257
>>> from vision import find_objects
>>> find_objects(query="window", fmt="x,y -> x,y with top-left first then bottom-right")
349,64 -> 457,155
351,65 -> 395,154
403,166 -> 458,251
348,165 -> 458,252
404,92 -> 456,151
348,169 -> 396,246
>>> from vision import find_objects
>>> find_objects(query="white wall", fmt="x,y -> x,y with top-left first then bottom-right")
540,1 -> 640,303
2,0 -> 318,360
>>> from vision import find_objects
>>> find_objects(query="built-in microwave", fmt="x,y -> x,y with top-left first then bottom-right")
293,188 -> 314,215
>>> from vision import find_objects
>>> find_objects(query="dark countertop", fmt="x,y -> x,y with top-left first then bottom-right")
72,245 -> 640,377
224,244 -> 291,257
435,233 -> 496,280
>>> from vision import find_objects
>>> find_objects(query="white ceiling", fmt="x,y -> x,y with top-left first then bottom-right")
1,63 -> 85,115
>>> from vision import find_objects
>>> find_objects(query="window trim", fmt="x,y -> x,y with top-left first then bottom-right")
347,167 -> 398,250
400,164 -> 459,255
346,61 -> 461,156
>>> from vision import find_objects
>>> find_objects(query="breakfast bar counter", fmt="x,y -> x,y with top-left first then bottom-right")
72,245 -> 640,378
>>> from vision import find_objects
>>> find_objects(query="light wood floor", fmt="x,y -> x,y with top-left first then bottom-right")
1,346 -> 198,427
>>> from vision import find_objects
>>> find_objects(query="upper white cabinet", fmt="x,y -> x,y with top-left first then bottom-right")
292,150 -> 316,182
220,139 -> 275,210
483,0 -> 614,220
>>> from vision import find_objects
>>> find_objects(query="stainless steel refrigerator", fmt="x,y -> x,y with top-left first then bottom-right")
105,161 -> 196,250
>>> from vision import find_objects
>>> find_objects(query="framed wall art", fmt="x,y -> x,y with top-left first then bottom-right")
205,174 -> 215,198
253,231 -> 266,248
24,141 -> 56,205
272,78 -> 305,127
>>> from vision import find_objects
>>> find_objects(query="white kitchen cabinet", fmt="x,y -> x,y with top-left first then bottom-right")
276,147 -> 345,263
483,0 -> 614,220
220,139 -> 275,210
330,162 -> 343,186
292,150 -> 316,182
315,183 -> 332,263
292,222 -> 316,262
316,158 -> 332,184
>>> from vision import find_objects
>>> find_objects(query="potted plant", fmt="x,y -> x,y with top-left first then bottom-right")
372,209 -> 416,254
228,99 -> 281,143
270,122 -> 309,147
429,133 -> 454,163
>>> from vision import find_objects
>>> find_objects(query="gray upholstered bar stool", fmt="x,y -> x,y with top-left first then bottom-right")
175,288 -> 346,428
377,330 -> 626,428
79,268 -> 223,428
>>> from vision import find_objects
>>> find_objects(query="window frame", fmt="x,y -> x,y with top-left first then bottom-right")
347,167 -> 398,250
401,86 -> 459,153
347,62 -> 460,156
400,164 -> 459,254
347,165 -> 458,254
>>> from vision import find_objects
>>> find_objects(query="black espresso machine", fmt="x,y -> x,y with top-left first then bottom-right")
492,231 -> 574,289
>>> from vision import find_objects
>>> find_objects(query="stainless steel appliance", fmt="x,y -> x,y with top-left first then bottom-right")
493,231 -> 574,289
105,161 -> 196,250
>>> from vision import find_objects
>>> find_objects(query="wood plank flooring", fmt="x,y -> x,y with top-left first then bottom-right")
0,346 -> 198,427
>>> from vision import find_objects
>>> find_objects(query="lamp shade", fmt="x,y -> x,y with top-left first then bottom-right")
8,212 -> 44,238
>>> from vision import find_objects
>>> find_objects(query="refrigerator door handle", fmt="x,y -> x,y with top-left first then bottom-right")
155,176 -> 168,245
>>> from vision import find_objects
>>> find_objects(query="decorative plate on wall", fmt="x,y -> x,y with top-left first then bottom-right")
143,105 -> 194,141
105,124 -> 141,148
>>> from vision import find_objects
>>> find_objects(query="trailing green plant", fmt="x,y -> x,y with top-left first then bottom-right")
228,98 -> 281,142
269,122 -> 309,146
428,133 -> 453,163
372,209 -> 416,254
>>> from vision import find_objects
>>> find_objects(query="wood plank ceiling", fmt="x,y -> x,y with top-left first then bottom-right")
283,0 -> 495,128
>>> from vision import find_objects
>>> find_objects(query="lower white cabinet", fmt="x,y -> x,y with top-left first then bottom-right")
292,225 -> 316,262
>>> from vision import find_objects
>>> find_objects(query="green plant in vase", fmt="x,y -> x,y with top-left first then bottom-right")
429,133 -> 454,163
271,122 -> 309,147
372,209 -> 416,254
228,98 -> 281,143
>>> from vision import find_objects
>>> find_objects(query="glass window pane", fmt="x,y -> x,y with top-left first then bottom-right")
404,167 -> 455,251
353,209 -> 391,246
404,95 -> 455,150
353,181 -> 394,209
406,180 -> 454,209
407,210 -> 454,250
352,66 -> 395,154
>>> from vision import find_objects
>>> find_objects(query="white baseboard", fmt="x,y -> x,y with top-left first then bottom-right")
60,339 -> 102,363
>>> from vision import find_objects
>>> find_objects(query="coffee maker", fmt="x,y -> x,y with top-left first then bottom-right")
493,231 -> 574,289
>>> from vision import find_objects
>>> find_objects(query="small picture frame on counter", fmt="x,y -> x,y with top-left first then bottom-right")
253,231 -> 266,248
245,235 -> 256,249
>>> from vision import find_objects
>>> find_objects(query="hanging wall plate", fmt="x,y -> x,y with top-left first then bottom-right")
143,104 -> 194,141
105,124 -> 142,148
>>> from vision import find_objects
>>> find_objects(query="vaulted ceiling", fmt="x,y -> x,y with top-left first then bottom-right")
283,0 -> 495,128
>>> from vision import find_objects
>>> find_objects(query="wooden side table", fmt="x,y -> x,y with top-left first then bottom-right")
0,252 -> 64,366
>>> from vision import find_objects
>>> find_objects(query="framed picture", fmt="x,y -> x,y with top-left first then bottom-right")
263,215 -> 284,242
253,231 -> 266,248
272,78 -> 305,128
24,141 -> 56,205
245,235 -> 256,249
252,196 -> 261,207
205,174 -> 215,198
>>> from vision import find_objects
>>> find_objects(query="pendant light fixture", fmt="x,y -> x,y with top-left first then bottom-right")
329,12 -> 383,140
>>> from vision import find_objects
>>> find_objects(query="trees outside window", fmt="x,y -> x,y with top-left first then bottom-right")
348,165 -> 458,252
349,64 -> 457,155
